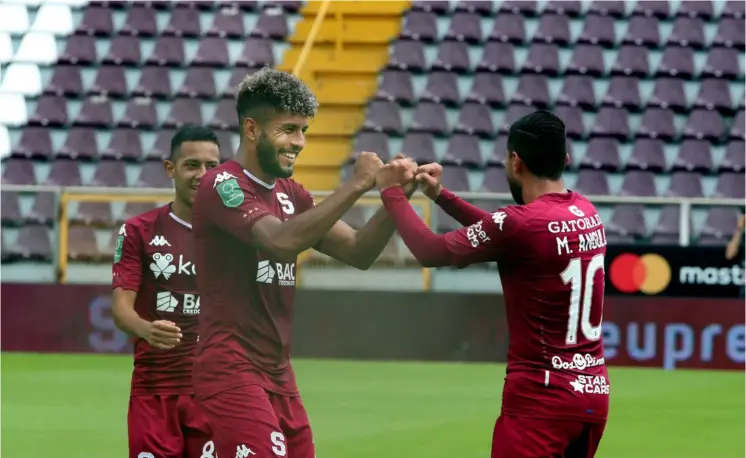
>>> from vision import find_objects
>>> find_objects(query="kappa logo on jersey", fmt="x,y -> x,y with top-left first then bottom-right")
551,353 -> 605,371
154,291 -> 200,315
118,224 -> 127,236
212,171 -> 236,188
256,260 -> 296,286
149,235 -> 171,247
467,220 -> 491,248
156,291 -> 178,312
235,444 -> 256,457
568,205 -> 585,217
492,211 -> 507,231
569,374 -> 610,395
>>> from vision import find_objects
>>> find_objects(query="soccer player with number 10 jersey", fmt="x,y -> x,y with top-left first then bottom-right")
377,110 -> 610,457
112,126 -> 222,458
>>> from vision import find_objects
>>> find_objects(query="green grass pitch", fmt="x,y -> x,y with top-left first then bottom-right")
2,353 -> 744,458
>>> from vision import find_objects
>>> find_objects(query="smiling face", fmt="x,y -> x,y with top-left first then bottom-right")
164,141 -> 221,207
255,113 -> 309,179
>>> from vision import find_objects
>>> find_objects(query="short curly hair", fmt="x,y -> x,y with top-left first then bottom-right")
235,67 -> 318,126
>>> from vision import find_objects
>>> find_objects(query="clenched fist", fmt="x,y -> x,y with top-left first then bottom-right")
376,158 -> 416,191
415,162 -> 443,200
352,151 -> 384,191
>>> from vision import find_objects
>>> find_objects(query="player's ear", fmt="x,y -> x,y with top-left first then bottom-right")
163,159 -> 176,179
242,117 -> 259,142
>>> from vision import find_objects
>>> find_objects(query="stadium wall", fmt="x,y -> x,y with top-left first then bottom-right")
2,284 -> 743,371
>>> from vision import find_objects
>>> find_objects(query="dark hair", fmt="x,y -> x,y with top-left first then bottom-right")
235,67 -> 318,127
507,110 -> 567,180
169,125 -> 220,161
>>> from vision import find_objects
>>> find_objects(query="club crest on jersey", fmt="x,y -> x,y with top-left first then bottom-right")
216,177 -> 244,208
568,205 -> 585,217
149,235 -> 171,247
150,253 -> 176,279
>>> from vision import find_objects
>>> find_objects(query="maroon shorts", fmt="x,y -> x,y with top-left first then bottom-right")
197,384 -> 314,458
128,394 -> 213,458
491,414 -> 606,458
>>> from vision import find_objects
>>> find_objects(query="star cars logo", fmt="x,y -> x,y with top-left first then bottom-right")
569,375 -> 610,395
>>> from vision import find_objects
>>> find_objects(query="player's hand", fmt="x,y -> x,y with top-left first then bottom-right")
415,162 -> 443,200
144,320 -> 182,350
391,154 -> 418,196
376,158 -> 415,191
738,215 -> 745,231
352,151 -> 384,191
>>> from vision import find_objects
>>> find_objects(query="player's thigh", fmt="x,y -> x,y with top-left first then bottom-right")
196,385 -> 285,458
271,393 -> 315,458
128,395 -> 183,458
563,422 -> 606,458
178,395 -> 215,458
491,414 -> 583,458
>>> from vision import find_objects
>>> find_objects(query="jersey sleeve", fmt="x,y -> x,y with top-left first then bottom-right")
380,187 -> 522,268
442,206 -> 520,268
112,222 -> 143,291
200,174 -> 273,245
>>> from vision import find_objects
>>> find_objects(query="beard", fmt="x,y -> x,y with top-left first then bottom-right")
257,132 -> 293,179
507,175 -> 525,205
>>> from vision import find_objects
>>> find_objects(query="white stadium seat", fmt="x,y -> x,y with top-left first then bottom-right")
0,34 -> 11,63
0,4 -> 30,35
14,32 -> 58,65
0,62 -> 42,96
0,93 -> 28,126
3,0 -> 43,7
0,125 -> 11,160
43,0 -> 88,7
31,4 -> 74,36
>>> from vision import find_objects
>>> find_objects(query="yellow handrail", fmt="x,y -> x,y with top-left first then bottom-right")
292,0 -> 332,77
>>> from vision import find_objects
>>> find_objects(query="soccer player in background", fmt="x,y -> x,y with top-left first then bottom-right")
112,125 -> 221,458
377,110 -> 609,458
191,67 -> 416,458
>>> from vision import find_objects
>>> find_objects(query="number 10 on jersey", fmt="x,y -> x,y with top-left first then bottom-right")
560,254 -> 605,345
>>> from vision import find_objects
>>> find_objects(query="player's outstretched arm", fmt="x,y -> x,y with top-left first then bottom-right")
202,152 -> 384,261
416,163 -> 490,226
378,160 -> 514,268
314,155 -> 418,270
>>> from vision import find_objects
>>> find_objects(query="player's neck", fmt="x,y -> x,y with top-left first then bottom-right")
523,179 -> 567,205
238,149 -> 276,186
170,199 -> 192,224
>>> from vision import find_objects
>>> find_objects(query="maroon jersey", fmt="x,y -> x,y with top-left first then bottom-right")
442,192 -> 609,422
112,204 -> 200,395
191,160 -> 314,398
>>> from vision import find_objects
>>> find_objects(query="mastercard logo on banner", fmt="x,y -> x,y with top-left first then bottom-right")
609,253 -> 672,295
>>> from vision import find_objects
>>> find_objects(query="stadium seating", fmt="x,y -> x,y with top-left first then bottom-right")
0,0 -> 743,278
0,0 -> 298,269
357,0 -> 744,247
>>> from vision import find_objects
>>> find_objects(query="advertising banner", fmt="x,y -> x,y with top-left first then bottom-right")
1,284 -> 743,370
605,244 -> 743,298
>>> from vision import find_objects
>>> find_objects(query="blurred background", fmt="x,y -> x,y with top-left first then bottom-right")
0,1 -> 744,457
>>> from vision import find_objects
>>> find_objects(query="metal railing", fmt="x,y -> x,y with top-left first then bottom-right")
292,0 -> 331,77
3,184 -> 743,287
